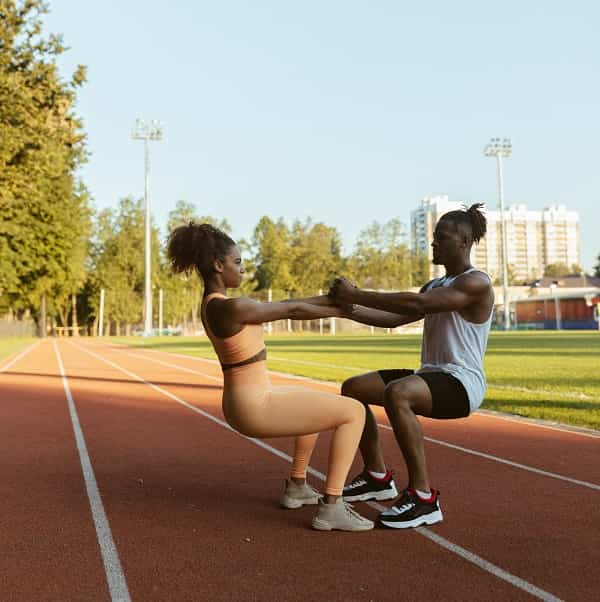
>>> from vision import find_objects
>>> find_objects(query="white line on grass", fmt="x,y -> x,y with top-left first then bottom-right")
111,345 -> 600,491
117,345 -> 598,439
0,340 -> 40,373
54,342 -> 131,602
267,355 -> 592,401
72,341 -> 563,602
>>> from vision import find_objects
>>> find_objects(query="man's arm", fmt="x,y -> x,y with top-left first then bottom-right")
345,305 -> 424,328
330,274 -> 490,316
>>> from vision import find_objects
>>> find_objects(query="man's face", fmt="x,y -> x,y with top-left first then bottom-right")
431,220 -> 464,265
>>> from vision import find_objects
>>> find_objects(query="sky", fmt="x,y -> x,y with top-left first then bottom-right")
44,0 -> 600,270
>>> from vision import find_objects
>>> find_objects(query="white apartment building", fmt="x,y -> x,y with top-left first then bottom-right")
411,196 -> 580,282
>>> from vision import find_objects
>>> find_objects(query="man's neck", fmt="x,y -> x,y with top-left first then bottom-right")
443,259 -> 472,277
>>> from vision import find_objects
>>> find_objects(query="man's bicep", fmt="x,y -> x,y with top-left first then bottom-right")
420,286 -> 472,314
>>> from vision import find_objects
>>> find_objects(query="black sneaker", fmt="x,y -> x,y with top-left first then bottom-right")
378,488 -> 443,529
342,469 -> 398,502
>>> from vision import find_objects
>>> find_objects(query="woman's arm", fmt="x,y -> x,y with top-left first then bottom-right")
346,305 -> 424,328
280,294 -> 334,307
226,297 -> 345,325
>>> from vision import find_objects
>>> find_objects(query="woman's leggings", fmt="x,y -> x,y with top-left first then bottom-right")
222,365 -> 366,496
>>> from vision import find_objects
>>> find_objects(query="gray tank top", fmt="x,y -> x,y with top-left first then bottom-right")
416,268 -> 492,411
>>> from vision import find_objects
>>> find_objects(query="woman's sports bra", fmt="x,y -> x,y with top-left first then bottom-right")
200,293 -> 266,370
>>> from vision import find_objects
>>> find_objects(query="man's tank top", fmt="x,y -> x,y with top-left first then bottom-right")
416,268 -> 492,411
200,293 -> 265,367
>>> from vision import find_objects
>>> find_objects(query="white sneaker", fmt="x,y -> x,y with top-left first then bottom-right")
311,498 -> 374,531
281,479 -> 322,509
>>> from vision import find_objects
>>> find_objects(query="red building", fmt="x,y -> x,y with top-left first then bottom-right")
514,291 -> 600,330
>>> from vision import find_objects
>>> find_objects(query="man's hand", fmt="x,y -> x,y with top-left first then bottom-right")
328,277 -> 357,304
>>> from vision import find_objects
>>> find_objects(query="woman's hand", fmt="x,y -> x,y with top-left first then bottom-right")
328,277 -> 357,304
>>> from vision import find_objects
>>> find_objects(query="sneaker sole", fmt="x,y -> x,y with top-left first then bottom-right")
343,483 -> 398,503
378,509 -> 443,529
281,495 -> 321,509
311,518 -> 374,532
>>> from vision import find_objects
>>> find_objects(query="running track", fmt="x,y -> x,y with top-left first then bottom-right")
1,340 -> 598,601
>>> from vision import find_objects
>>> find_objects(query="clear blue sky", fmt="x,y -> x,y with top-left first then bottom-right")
46,0 -> 600,270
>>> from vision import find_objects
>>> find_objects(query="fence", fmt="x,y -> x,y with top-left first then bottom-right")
0,319 -> 36,338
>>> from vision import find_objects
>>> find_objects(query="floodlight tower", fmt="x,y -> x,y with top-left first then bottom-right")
484,137 -> 512,330
132,118 -> 163,336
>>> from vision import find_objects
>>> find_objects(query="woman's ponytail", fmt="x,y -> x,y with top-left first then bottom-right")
167,222 -> 235,278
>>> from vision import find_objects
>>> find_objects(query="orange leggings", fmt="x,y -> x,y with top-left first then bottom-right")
222,364 -> 365,496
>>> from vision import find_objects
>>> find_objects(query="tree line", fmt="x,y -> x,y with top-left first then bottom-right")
63,198 -> 429,336
2,2 -> 598,336
0,0 -> 90,333
0,2 -> 429,336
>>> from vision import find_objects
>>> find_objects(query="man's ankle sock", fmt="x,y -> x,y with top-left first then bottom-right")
368,470 -> 388,480
415,488 -> 433,501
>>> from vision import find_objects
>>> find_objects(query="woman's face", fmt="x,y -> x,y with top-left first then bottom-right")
219,245 -> 245,288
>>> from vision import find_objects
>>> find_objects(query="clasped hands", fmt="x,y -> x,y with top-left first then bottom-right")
327,277 -> 358,316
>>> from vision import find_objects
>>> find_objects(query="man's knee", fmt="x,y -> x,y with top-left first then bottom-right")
383,381 -> 414,415
341,375 -> 370,405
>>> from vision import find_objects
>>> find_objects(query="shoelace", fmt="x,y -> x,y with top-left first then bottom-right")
344,502 -> 367,521
346,478 -> 366,489
346,472 -> 368,489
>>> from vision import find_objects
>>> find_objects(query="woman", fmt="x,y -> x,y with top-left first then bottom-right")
167,222 -> 373,531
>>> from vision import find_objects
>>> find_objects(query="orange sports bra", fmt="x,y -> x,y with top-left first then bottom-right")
200,293 -> 266,370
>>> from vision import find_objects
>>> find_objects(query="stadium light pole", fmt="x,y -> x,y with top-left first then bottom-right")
132,118 -> 163,336
484,137 -> 512,330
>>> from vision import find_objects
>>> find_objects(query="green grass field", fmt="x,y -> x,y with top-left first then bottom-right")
0,338 -> 36,364
113,331 -> 600,431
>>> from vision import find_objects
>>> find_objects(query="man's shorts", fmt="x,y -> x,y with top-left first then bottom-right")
377,369 -> 470,419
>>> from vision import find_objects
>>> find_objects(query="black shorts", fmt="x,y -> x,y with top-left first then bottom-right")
377,369 -> 470,419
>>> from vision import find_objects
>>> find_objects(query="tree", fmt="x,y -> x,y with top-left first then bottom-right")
166,200 -> 232,234
543,263 -> 570,278
493,264 -> 519,286
251,216 -> 295,294
289,219 -> 343,295
88,197 -> 160,335
594,254 -> 600,278
349,219 -> 415,290
0,0 -> 90,329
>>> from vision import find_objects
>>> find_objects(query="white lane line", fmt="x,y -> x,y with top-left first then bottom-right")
0,340 -> 40,373
73,341 -> 564,602
109,345 -> 600,491
474,409 -> 600,439
122,351 -> 222,382
115,345 -> 599,439
378,425 -> 600,491
54,342 -> 131,602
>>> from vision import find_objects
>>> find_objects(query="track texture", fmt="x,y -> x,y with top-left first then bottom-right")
1,340 -> 598,601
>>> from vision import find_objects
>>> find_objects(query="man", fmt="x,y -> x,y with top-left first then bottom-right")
329,203 -> 494,529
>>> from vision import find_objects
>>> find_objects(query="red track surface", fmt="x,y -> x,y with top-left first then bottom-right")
1,339 -> 598,601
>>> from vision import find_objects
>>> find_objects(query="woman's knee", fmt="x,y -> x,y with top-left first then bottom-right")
346,398 -> 366,428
